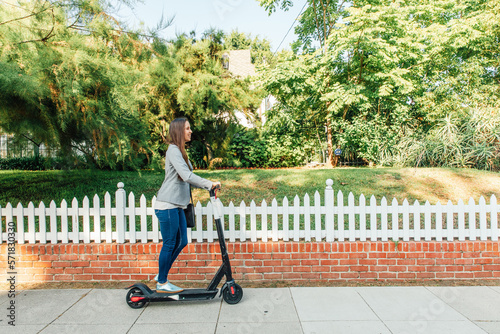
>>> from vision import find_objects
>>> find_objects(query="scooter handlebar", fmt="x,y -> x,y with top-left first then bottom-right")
209,184 -> 221,198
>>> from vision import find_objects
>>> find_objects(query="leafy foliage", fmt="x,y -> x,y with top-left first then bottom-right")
226,110 -> 321,168
225,30 -> 274,66
229,129 -> 268,167
259,0 -> 500,170
0,0 -> 153,169
259,0 -> 350,54
1,0 -> 499,171
386,108 -> 500,170
0,156 -> 46,170
0,1 -> 263,170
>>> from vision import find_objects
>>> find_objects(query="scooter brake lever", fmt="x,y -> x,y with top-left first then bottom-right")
209,184 -> 220,199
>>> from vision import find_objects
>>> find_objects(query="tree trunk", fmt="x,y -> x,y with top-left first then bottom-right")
326,119 -> 335,167
203,141 -> 213,164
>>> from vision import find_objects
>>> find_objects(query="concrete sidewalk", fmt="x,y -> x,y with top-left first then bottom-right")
1,286 -> 500,334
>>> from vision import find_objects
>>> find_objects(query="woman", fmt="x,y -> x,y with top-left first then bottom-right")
154,117 -> 220,293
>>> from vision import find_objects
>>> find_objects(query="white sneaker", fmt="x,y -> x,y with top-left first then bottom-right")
156,281 -> 183,294
153,274 -> 159,281
167,282 -> 183,292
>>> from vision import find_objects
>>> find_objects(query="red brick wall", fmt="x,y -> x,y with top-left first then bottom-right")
1,241 -> 499,284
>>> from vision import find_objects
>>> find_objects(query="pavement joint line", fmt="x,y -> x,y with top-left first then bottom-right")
355,287 -> 395,334
423,286 -> 488,333
288,287 -> 305,334
37,288 -> 92,333
213,296 -> 224,334
487,286 -> 500,296
126,298 -> 149,334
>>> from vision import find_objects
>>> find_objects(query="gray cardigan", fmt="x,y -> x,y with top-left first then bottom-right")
156,144 -> 212,206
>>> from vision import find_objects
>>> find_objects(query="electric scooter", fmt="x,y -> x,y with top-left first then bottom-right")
125,186 -> 243,308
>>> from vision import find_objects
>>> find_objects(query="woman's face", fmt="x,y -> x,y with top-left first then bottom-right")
184,121 -> 192,142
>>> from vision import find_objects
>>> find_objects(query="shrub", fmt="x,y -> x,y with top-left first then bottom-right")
382,108 -> 500,170
0,156 -> 50,170
229,130 -> 269,167
0,155 -> 89,170
187,141 -> 209,169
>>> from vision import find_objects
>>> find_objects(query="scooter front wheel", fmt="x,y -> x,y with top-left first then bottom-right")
126,287 -> 147,309
222,284 -> 243,304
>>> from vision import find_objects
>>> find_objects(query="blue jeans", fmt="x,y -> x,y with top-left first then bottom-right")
155,208 -> 188,284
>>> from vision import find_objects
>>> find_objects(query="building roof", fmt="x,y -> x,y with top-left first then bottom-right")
227,50 -> 256,78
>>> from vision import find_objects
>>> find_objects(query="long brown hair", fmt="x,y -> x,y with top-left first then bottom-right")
168,118 -> 192,170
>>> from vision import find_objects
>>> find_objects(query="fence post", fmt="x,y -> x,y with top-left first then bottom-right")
325,179 -> 334,242
116,182 -> 126,243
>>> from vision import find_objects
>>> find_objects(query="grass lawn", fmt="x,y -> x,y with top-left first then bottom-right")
1,167 -> 499,207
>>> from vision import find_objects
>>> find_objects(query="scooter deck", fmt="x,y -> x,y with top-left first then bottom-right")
154,288 -> 219,301
129,283 -> 218,303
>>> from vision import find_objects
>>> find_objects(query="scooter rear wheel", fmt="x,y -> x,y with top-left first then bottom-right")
126,287 -> 147,309
222,284 -> 243,304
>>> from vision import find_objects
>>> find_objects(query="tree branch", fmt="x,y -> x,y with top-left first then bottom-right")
0,5 -> 52,26
21,133 -> 42,147
320,0 -> 328,47
67,13 -> 81,29
311,0 -> 324,50
14,8 -> 55,45
331,0 -> 347,30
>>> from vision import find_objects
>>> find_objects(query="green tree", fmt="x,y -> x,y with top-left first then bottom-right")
146,33 -> 263,165
258,0 -> 350,54
259,0 -> 500,168
224,29 -> 273,66
0,1 -> 262,170
0,0 -> 154,169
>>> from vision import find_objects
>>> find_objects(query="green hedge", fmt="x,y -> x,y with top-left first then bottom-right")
0,156 -> 68,170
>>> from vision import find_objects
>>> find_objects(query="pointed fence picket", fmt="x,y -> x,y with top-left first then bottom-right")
1,180 -> 499,244
381,197 -> 388,241
128,192 -> 137,244
436,202 -> 443,241
83,197 -> 90,244
238,201 -> 246,242
262,200 -> 268,242
49,201 -> 57,243
370,196 -> 377,241
228,202 -> 236,242
469,198 -> 477,240
359,194 -> 366,242
304,193 -> 311,242
492,195 -> 499,241
335,190 -> 342,242
92,195 -> 100,243
104,193 -> 112,243
16,203 -> 24,244
314,192 -> 322,241
151,196 -> 159,243
250,200 -> 257,242
272,199 -> 279,242
348,193 -> 356,241
27,202 -> 35,244
293,196 -> 300,242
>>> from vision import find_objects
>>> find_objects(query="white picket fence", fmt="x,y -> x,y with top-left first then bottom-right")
1,180 -> 499,244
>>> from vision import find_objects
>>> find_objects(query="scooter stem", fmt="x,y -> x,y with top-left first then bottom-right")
210,185 -> 222,220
